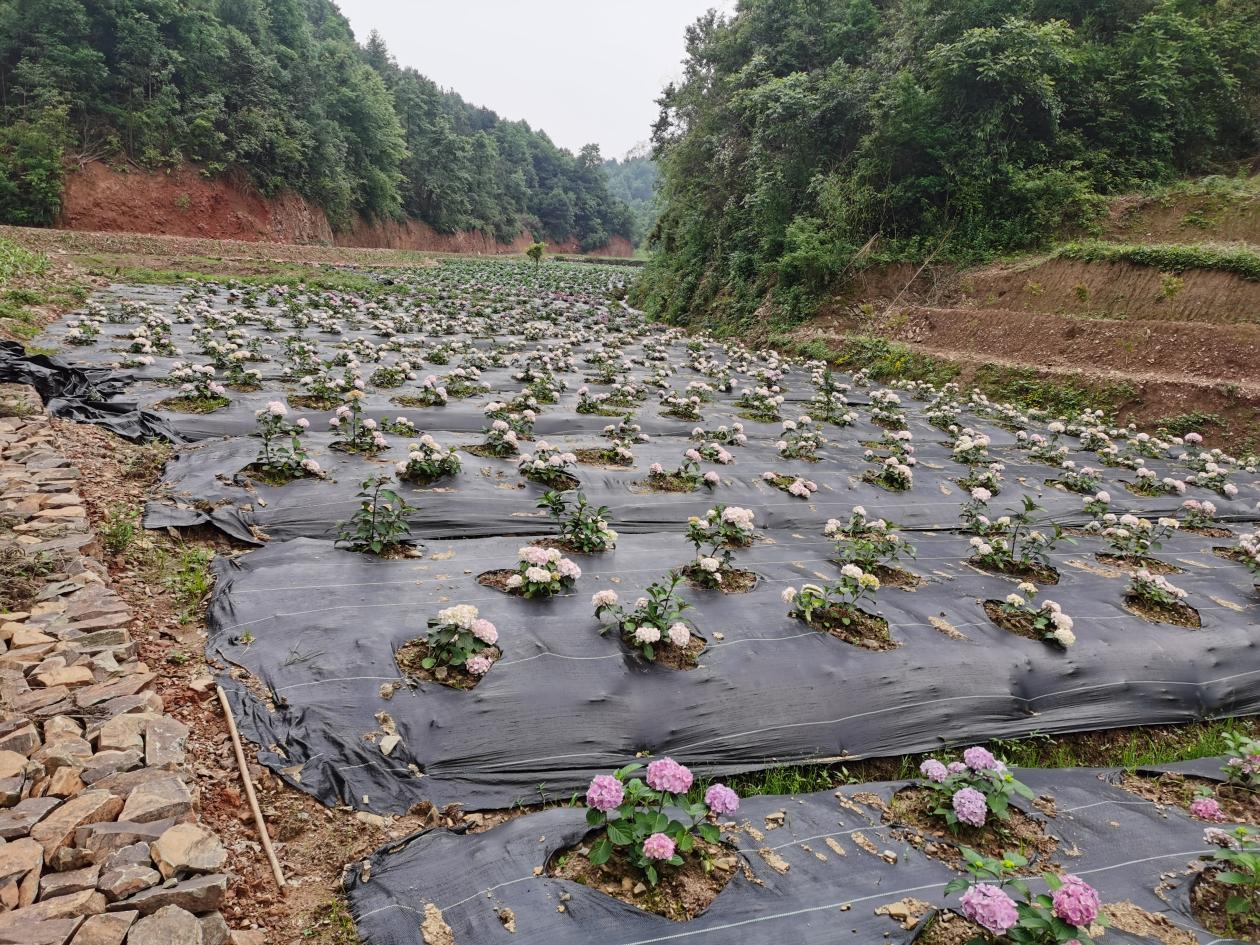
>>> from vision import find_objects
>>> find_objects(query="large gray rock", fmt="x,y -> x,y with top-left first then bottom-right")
126,906 -> 202,945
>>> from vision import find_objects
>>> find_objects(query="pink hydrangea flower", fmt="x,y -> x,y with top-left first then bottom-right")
952,787 -> 987,828
471,619 -> 498,645
642,832 -> 676,860
1190,797 -> 1226,822
705,783 -> 739,815
963,746 -> 999,771
1051,875 -> 1100,927
646,757 -> 694,794
586,774 -> 624,812
919,759 -> 948,783
960,883 -> 1018,935
465,655 -> 493,676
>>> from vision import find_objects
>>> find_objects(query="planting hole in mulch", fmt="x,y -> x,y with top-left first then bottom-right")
239,463 -> 302,487
462,443 -> 517,460
679,564 -> 758,594
154,394 -> 229,414
886,786 -> 1058,870
1123,594 -> 1202,628
1116,771 -> 1260,826
574,447 -> 632,467
872,564 -> 921,589
971,559 -> 1060,585
1095,553 -> 1182,575
801,605 -> 898,651
1216,546 -> 1254,565
287,394 -> 340,410
618,631 -> 707,670
638,474 -> 698,493
914,910 -> 988,945
523,471 -> 580,491
547,831 -> 739,922
860,470 -> 910,493
983,600 -> 1059,645
531,537 -> 608,555
390,395 -> 449,409
1183,525 -> 1232,538
1192,869 -> 1260,942
395,639 -> 500,690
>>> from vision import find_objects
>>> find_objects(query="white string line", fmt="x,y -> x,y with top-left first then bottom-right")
216,580 -> 1256,637
353,837 -> 1220,936
221,539 -> 1252,596
387,666 -> 1260,774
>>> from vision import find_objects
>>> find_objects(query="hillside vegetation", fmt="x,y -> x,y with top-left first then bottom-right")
0,0 -> 631,249
634,0 -> 1260,330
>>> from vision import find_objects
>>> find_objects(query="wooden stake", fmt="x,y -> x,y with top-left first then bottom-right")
217,684 -> 288,893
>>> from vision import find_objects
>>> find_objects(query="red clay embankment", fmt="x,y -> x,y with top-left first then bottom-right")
55,161 -> 633,257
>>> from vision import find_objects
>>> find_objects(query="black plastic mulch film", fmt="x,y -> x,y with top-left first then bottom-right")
3,266 -> 1258,943
344,760 -> 1241,945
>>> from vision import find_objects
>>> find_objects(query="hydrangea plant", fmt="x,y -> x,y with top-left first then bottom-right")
593,573 -> 695,661
418,604 -> 500,679
505,546 -> 581,597
945,847 -> 1107,944
917,746 -> 1036,831
583,759 -> 738,887
396,434 -> 461,483
538,490 -> 618,552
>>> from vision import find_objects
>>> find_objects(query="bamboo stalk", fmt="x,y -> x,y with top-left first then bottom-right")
217,685 -> 288,893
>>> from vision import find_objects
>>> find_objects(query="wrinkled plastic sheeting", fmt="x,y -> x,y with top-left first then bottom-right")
208,531 -> 1260,812
25,286 -> 1260,538
0,340 -> 185,442
345,766 -> 1223,945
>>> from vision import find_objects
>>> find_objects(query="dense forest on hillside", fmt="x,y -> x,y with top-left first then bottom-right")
0,0 -> 631,249
636,0 -> 1260,328
602,150 -> 659,246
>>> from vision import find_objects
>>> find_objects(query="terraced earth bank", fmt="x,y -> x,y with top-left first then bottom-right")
3,254 -> 1259,944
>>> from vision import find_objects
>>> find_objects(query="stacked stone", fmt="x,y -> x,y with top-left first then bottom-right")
0,384 -> 232,945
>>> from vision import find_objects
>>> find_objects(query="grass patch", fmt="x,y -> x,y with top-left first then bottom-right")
713,718 -> 1254,799
0,237 -> 48,285
84,257 -> 415,297
1056,240 -> 1260,281
300,897 -> 361,945
972,363 -> 1136,418
778,334 -> 961,386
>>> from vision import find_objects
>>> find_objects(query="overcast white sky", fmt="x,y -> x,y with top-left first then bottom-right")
333,0 -> 737,159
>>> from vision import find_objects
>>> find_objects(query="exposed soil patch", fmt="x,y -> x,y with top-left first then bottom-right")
887,787 -> 1058,870
972,559 -> 1061,585
476,568 -> 521,594
983,600 -> 1057,644
240,462 -> 301,487
680,564 -> 758,594
618,632 -> 707,670
1183,525 -> 1232,539
1192,869 -> 1260,942
639,473 -> 699,493
395,638 -> 499,690
873,564 -> 921,589
1096,552 -> 1182,575
522,470 -> 580,490
390,395 -> 448,409
800,605 -> 897,651
1117,771 -> 1260,826
531,536 -> 608,555
861,470 -> 910,492
574,446 -> 633,467
463,443 -> 517,459
1106,900 -> 1198,945
1123,594 -> 1202,628
154,394 -> 230,413
547,831 -> 737,922
1216,546 -> 1255,565
915,910 -> 989,945
287,394 -> 340,411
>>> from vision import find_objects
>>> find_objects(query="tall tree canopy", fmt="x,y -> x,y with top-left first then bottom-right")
636,0 -> 1260,327
0,1 -> 631,249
